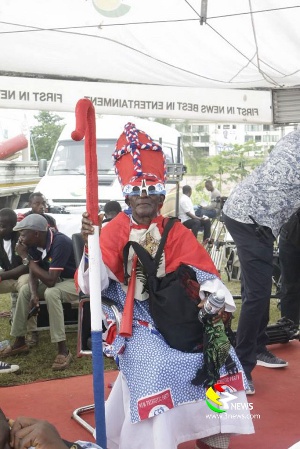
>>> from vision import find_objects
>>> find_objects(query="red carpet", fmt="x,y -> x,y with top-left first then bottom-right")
1,341 -> 299,449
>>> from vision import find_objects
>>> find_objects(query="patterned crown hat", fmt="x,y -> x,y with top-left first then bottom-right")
113,122 -> 167,196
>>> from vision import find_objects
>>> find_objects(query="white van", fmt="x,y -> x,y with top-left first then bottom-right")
36,115 -> 185,219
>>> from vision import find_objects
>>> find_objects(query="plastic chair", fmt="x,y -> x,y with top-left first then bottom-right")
71,232 -> 120,434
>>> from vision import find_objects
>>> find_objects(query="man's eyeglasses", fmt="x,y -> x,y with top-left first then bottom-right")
123,183 -> 166,197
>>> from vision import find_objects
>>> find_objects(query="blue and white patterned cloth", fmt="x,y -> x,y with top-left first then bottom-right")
102,268 -> 247,424
223,129 -> 300,238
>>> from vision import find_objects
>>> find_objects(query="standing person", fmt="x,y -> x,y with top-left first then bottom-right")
179,185 -> 211,243
0,214 -> 78,370
278,221 -> 300,333
0,208 -> 37,344
196,180 -> 222,219
17,192 -> 57,230
79,122 -> 254,449
222,130 -> 300,394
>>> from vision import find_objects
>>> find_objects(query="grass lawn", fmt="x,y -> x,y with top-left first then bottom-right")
0,268 -> 281,387
0,294 -> 117,387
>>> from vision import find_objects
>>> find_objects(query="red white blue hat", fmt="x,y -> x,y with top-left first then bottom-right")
113,122 -> 167,196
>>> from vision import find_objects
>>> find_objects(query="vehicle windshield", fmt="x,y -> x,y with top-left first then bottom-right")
48,139 -> 116,175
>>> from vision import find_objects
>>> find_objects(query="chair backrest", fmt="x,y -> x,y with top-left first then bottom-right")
71,231 -> 121,357
72,233 -> 85,267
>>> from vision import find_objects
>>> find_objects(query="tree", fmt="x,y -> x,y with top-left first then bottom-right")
183,140 -> 268,203
30,111 -> 65,160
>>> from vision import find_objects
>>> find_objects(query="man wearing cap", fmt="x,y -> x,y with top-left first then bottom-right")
0,209 -> 29,319
0,214 -> 78,370
78,123 -> 254,449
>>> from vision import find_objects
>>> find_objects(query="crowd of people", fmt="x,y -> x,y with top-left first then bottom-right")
0,122 -> 299,449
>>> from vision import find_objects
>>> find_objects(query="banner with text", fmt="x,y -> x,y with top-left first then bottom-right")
0,77 -> 273,123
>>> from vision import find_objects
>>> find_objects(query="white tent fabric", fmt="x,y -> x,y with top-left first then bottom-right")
0,0 -> 299,90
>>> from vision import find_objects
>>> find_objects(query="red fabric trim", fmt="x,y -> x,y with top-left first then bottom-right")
100,213 -> 219,281
74,269 -> 79,293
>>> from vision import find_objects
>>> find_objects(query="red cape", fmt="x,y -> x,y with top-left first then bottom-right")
100,213 -> 219,282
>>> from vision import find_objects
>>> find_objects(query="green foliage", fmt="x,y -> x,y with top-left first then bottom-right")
184,140 -> 266,192
0,294 -> 117,387
30,111 -> 65,160
153,117 -> 173,126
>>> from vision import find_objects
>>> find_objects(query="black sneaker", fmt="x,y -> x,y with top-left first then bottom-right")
245,376 -> 255,395
0,361 -> 19,374
256,349 -> 288,368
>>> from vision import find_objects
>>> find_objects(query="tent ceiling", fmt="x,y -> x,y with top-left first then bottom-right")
0,0 -> 300,90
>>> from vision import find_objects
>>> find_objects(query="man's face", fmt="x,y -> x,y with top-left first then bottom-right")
18,229 -> 40,248
128,192 -> 164,222
0,216 -> 15,240
30,195 -> 47,214
205,182 -> 213,192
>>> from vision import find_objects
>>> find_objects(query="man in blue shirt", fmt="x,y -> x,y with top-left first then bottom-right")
0,214 -> 78,370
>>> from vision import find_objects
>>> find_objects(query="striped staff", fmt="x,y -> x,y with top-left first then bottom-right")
72,98 -> 106,449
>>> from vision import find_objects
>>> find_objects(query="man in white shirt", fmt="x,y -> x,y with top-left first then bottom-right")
179,185 -> 211,243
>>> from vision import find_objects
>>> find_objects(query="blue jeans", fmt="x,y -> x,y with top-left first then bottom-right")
279,228 -> 300,326
195,206 -> 218,219
224,214 -> 275,377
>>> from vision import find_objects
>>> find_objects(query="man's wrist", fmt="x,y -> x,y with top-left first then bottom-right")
22,255 -> 31,266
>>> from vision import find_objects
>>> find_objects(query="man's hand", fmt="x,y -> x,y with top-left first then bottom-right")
10,417 -> 69,449
0,409 -> 10,449
198,299 -> 225,324
81,211 -> 103,244
15,240 -> 28,259
29,295 -> 40,311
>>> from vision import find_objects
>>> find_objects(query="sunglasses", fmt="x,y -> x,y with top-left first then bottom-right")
123,183 -> 166,197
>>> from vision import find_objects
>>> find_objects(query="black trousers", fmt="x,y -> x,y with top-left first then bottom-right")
224,214 -> 275,377
182,218 -> 211,240
279,228 -> 300,326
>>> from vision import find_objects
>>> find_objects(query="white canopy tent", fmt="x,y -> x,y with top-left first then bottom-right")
0,0 -> 300,123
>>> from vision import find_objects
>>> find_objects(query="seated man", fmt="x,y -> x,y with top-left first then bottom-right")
78,121 -> 254,449
0,214 -> 78,370
195,180 -> 222,219
179,185 -> 211,243
0,208 -> 36,341
17,191 -> 57,230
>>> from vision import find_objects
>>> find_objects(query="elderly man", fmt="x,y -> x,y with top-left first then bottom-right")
0,214 -> 78,370
79,122 -> 254,449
